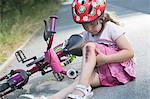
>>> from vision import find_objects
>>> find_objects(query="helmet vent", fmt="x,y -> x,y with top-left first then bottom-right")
75,5 -> 78,14
89,0 -> 92,2
81,1 -> 85,5
88,5 -> 93,14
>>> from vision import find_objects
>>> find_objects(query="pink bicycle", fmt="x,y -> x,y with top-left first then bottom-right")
0,15 -> 84,98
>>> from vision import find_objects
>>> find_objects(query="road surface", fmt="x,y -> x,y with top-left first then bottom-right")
0,1 -> 150,99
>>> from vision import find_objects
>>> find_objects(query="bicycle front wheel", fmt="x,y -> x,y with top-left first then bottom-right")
0,83 -> 9,92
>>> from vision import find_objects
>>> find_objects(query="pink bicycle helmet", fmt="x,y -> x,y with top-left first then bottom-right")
72,0 -> 106,23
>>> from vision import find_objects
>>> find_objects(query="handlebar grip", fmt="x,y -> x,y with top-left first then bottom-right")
49,15 -> 58,33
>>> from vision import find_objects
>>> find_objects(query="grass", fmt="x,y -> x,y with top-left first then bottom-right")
0,0 -> 61,64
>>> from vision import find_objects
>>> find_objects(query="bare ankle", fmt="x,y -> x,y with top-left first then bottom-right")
79,81 -> 90,86
47,94 -> 64,99
47,95 -> 55,99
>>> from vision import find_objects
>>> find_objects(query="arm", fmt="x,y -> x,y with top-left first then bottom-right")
96,34 -> 134,64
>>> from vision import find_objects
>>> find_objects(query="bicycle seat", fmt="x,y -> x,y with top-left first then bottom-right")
63,34 -> 84,56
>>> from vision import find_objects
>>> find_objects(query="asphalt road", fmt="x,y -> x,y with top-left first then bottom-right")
0,1 -> 150,99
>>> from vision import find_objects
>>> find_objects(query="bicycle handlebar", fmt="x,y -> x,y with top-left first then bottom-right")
49,15 -> 58,33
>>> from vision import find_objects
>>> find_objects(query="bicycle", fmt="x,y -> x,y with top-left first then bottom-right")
0,15 -> 84,98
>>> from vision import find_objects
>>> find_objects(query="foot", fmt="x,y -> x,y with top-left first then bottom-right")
66,84 -> 93,99
19,94 -> 49,99
69,89 -> 85,98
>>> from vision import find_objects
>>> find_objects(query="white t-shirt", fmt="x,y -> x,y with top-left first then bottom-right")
82,21 -> 126,46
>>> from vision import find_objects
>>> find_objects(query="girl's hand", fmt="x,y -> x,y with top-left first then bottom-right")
96,52 -> 107,65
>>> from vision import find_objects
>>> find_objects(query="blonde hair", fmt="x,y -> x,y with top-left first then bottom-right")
100,12 -> 120,25
96,12 -> 120,33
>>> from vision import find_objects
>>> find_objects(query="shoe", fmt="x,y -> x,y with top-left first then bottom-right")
19,94 -> 47,99
66,84 -> 93,99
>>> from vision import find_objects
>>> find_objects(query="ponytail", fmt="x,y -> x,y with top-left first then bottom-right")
100,13 -> 120,25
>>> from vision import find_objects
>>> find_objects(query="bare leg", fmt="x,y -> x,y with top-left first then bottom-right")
45,71 -> 100,99
35,77 -> 79,99
37,42 -> 100,99
69,42 -> 99,97
47,77 -> 80,99
79,42 -> 97,85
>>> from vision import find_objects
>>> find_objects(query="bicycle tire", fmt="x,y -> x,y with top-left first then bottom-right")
0,83 -> 9,92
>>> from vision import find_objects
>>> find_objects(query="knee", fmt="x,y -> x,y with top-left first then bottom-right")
83,42 -> 96,51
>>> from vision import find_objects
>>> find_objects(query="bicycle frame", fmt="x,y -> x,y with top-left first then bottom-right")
0,15 -> 78,97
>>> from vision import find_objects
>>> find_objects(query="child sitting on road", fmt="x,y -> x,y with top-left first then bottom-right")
20,0 -> 136,99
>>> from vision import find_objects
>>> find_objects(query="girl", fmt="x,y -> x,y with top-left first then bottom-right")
20,0 -> 136,99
